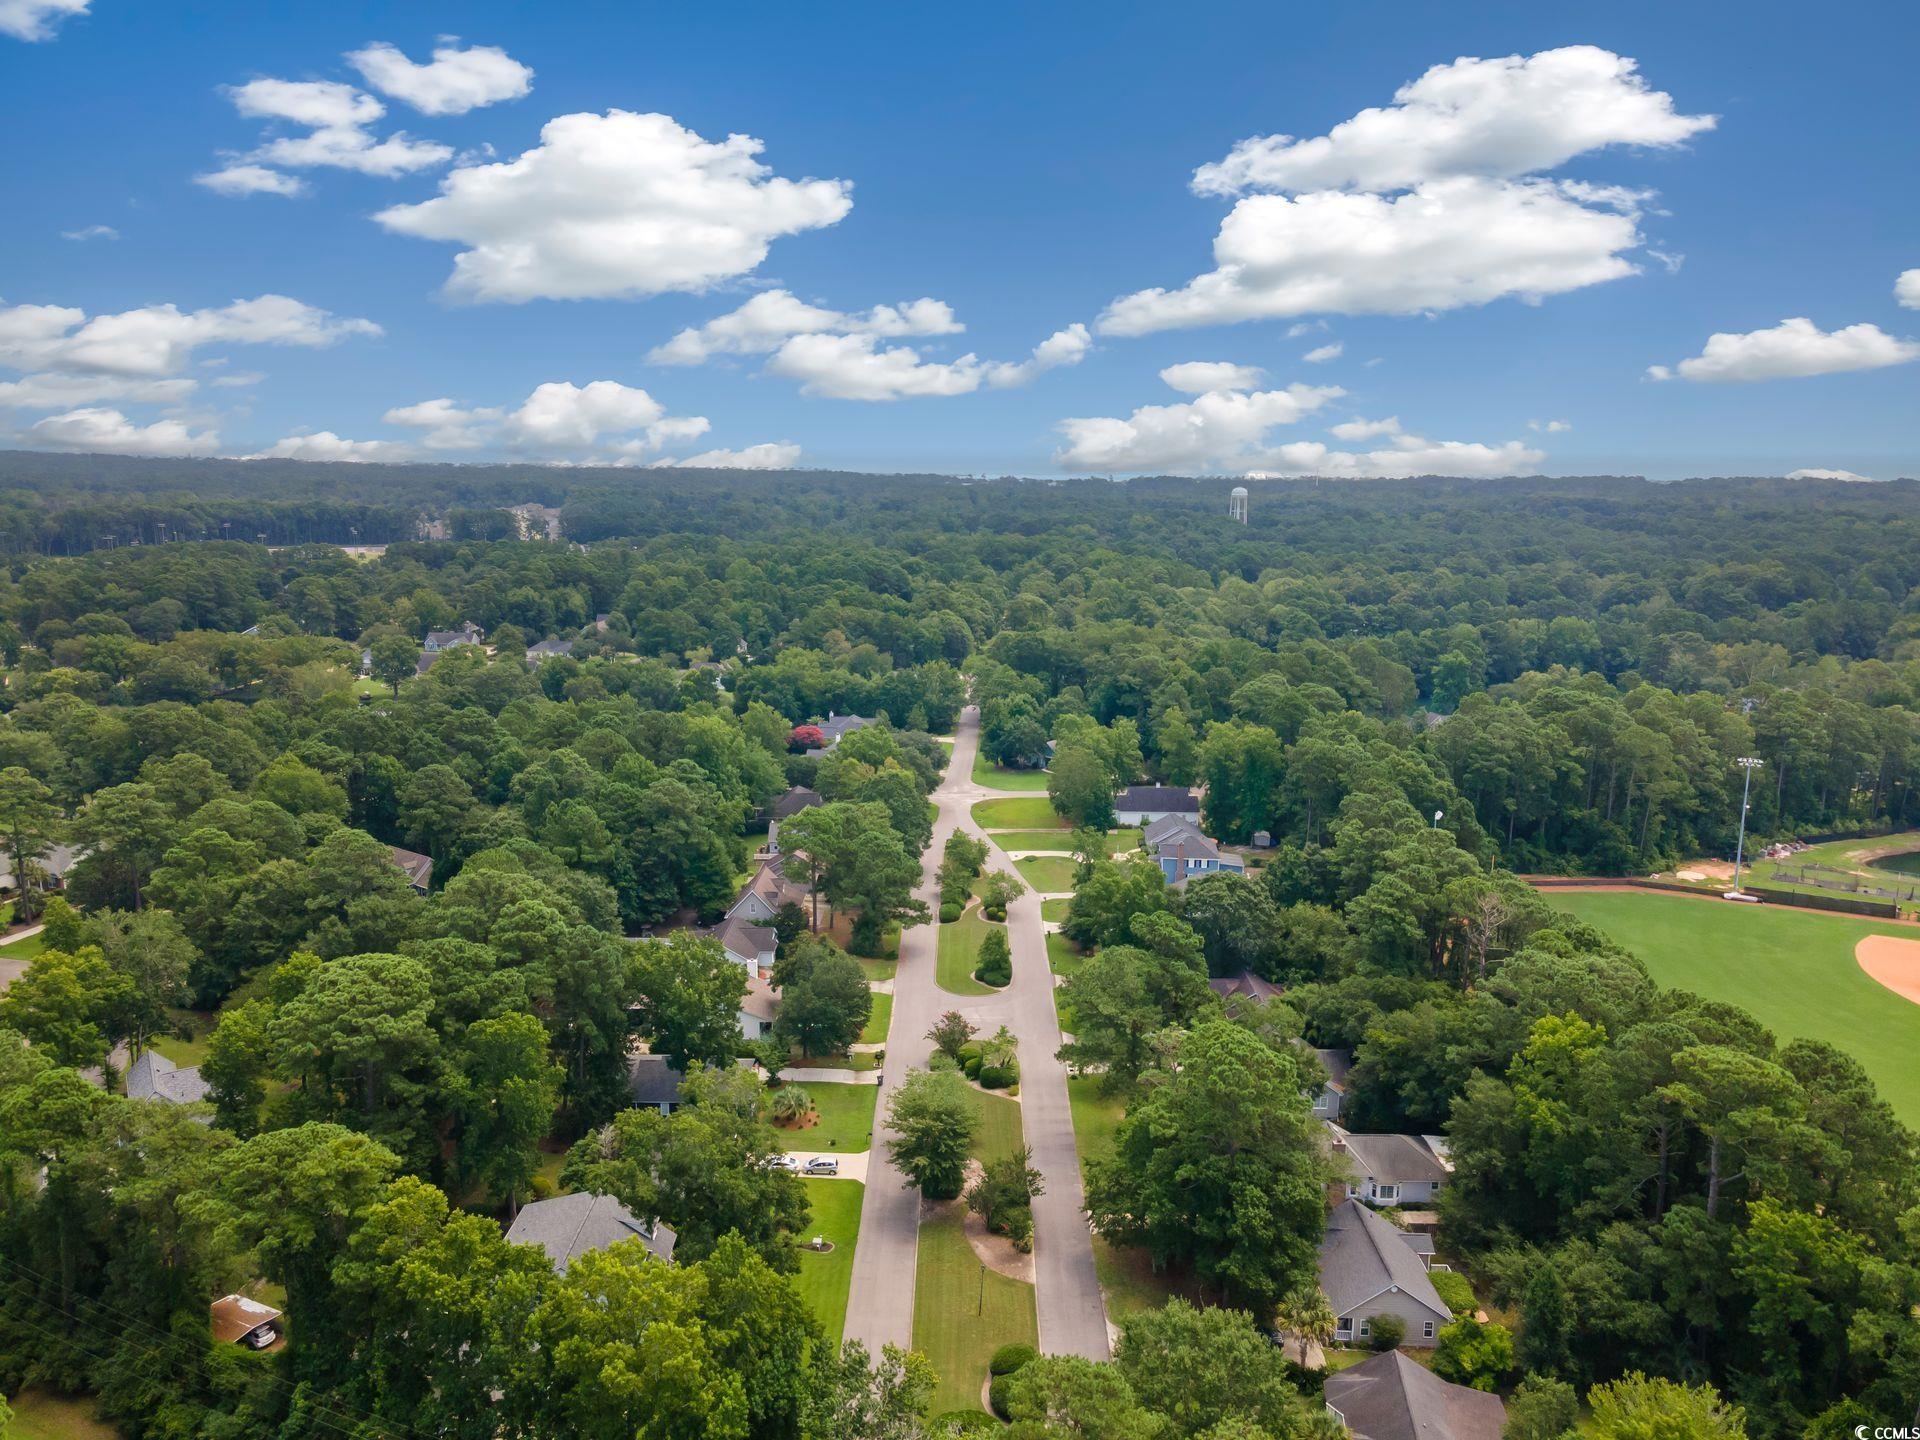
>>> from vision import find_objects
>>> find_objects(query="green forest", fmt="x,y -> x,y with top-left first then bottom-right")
4,460 -> 1920,1439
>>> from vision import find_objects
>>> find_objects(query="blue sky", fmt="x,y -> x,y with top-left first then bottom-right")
2,0 -> 1915,480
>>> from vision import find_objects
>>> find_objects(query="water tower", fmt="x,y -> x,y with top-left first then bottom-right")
1229,485 -> 1249,524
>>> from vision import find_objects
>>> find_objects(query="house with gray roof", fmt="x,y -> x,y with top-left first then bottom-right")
1324,1351 -> 1504,1440
525,638 -> 574,663
1114,786 -> 1201,827
1318,1198 -> 1451,1348
1150,823 -> 1245,885
1311,1047 -> 1353,1120
713,915 -> 777,981
126,1050 -> 210,1107
767,786 -> 822,854
628,1053 -> 688,1113
726,858 -> 813,926
423,622 -> 483,653
813,712 -> 872,746
1327,1123 -> 1454,1205
739,975 -> 780,1040
505,1191 -> 677,1271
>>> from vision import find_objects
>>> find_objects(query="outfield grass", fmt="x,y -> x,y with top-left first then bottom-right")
970,750 -> 1050,791
972,796 -> 1064,830
1047,933 -> 1087,976
912,1201 -> 1037,1415
972,1088 -> 1025,1166
936,909 -> 1000,996
1552,890 -> 1920,1124
776,1082 -> 878,1151
860,990 -> 893,1045
1014,856 -> 1078,894
795,1178 -> 864,1339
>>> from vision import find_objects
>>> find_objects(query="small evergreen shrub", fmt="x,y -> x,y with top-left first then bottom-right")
989,1343 -> 1037,1376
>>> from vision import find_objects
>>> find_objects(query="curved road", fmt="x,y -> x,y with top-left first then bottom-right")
844,707 -> 1109,1361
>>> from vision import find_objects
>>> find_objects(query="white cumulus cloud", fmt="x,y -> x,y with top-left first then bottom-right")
26,407 -> 218,457
763,323 -> 1089,401
0,373 -> 198,410
376,110 -> 854,303
1303,341 -> 1344,364
60,224 -> 118,242
376,379 -> 725,462
1648,317 -> 1920,383
648,289 -> 962,365
0,0 -> 87,41
1102,47 -> 1701,337
1786,468 -> 1877,482
1192,46 -> 1713,197
1329,416 -> 1401,440
1897,270 -> 1920,310
1246,433 -> 1544,479
1160,361 -> 1266,394
1101,177 -> 1645,334
1528,418 -> 1572,432
0,294 -> 381,377
1057,382 -> 1344,472
649,443 -> 801,470
246,431 -> 416,462
202,73 -> 454,197
347,40 -> 532,116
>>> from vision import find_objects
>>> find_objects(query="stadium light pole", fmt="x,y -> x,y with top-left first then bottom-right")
1732,757 -> 1764,897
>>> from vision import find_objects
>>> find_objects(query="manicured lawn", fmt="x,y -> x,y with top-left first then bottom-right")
1041,899 -> 1070,924
6,1389 -> 121,1439
795,1178 -> 864,1340
1552,890 -> 1920,1124
1066,1075 -> 1126,1176
972,796 -> 1064,830
860,990 -> 893,1045
1094,1236 -> 1202,1321
912,1201 -> 1037,1416
972,1088 -> 1025,1166
784,1050 -> 880,1073
150,1007 -> 217,1068
776,1081 -> 878,1151
990,830 -> 1080,853
1015,856 -> 1078,894
936,909 -> 1000,996
1047,933 -> 1087,976
0,929 -> 46,961
970,750 -> 1050,791
857,955 -> 898,984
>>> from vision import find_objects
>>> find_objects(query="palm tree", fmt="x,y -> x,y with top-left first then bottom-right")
979,1025 -> 1019,1072
1275,1281 -> 1338,1365
769,1086 -> 816,1126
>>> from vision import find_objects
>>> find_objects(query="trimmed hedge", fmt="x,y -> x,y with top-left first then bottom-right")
987,1374 -> 1014,1420
938,900 -> 963,923
977,1063 -> 1017,1090
989,1343 -> 1037,1376
983,903 -> 1007,922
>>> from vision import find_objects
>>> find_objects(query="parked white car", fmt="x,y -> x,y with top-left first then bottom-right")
802,1157 -> 840,1176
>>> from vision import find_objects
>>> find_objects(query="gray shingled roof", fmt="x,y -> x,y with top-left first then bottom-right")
1324,1351 -> 1505,1440
1115,785 -> 1199,812
1315,1047 -> 1354,1091
1208,971 -> 1284,1005
713,915 -> 777,963
772,786 -> 822,819
126,1050 -> 210,1106
1317,1199 -> 1450,1321
627,1053 -> 686,1107
1154,829 -> 1222,863
1330,1126 -> 1453,1187
505,1192 -> 677,1271
1142,813 -> 1207,848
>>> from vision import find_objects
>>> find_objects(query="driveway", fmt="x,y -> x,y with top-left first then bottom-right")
782,1151 -> 870,1183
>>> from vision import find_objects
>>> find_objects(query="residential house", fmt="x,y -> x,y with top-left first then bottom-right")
1207,971 -> 1284,1010
1324,1351 -> 1504,1440
1147,819 -> 1245,885
1311,1047 -> 1353,1120
1326,1124 -> 1454,1205
767,786 -> 822,854
1114,785 -> 1200,827
802,711 -> 874,756
505,1191 -> 678,1271
126,1050 -> 210,1107
713,915 -> 777,981
423,621 -> 484,653
1317,1198 -> 1452,1348
739,975 -> 780,1041
628,1053 -> 688,1114
727,858 -> 813,926
388,845 -> 434,894
525,638 -> 574,663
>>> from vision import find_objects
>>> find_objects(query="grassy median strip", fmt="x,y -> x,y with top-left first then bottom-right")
912,1201 -> 1037,1416
795,1178 -> 864,1340
936,908 -> 1000,996
971,796 -> 1063,829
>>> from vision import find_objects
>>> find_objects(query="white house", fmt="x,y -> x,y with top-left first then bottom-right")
1327,1124 -> 1454,1205
1114,785 -> 1200,828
